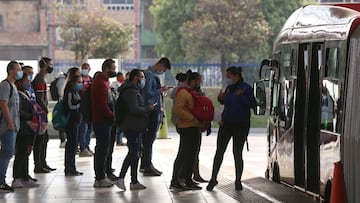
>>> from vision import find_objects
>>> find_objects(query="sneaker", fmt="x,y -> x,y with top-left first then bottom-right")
59,141 -> 66,148
235,180 -> 243,191
94,178 -> 114,188
12,179 -> 24,188
114,178 -> 126,190
22,179 -> 39,188
107,173 -> 119,182
206,179 -> 218,191
185,181 -> 202,190
88,148 -> 94,155
170,182 -> 187,191
130,182 -> 146,190
79,149 -> 93,157
0,183 -> 14,193
143,168 -> 162,176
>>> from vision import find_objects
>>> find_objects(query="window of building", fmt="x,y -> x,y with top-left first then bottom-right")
103,0 -> 134,11
57,0 -> 85,5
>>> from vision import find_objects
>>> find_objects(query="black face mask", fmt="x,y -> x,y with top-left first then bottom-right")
194,84 -> 201,90
108,71 -> 116,78
47,67 -> 53,74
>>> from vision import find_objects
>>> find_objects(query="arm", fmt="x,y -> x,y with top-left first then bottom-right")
33,78 -> 48,113
174,90 -> 195,122
125,90 -> 150,115
97,83 -> 114,119
0,101 -> 14,130
67,92 -> 80,110
19,95 -> 33,121
238,86 -> 257,109
143,71 -> 161,99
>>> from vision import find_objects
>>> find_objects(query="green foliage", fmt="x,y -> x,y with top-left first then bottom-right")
150,0 -> 197,61
56,3 -> 133,60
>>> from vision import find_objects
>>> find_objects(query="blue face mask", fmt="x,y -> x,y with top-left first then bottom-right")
154,70 -> 163,75
139,79 -> 146,89
16,71 -> 23,80
75,83 -> 83,91
81,69 -> 89,76
28,74 -> 33,81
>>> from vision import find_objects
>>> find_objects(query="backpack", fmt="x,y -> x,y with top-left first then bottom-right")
50,78 -> 60,101
80,85 -> 92,121
115,86 -> 135,127
52,100 -> 70,131
176,87 -> 215,122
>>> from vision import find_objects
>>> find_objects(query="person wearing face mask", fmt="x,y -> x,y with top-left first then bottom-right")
207,66 -> 256,191
141,57 -> 171,176
32,57 -> 56,174
91,58 -> 116,188
63,75 -> 83,176
78,63 -> 94,157
0,61 -> 21,192
12,73 -> 40,188
21,66 -> 35,97
114,69 -> 153,191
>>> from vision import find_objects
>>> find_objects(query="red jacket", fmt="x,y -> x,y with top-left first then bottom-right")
91,72 -> 114,124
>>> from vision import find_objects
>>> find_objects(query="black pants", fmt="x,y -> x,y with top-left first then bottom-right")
210,121 -> 250,181
93,123 -> 112,181
64,118 -> 80,173
33,130 -> 49,169
119,131 -> 142,183
13,131 -> 34,180
105,125 -> 117,175
59,130 -> 66,143
171,127 -> 201,184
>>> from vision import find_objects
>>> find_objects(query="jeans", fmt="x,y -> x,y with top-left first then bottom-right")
119,131 -> 142,184
141,110 -> 162,169
210,121 -> 250,181
79,121 -> 92,151
64,118 -> 80,173
13,131 -> 34,180
93,123 -> 112,181
171,127 -> 201,184
0,130 -> 17,184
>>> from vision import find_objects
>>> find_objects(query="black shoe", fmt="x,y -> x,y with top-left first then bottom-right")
185,182 -> 202,190
170,182 -> 187,190
107,173 -> 119,181
206,179 -> 218,191
27,175 -> 38,182
235,181 -> 243,191
151,166 -> 163,175
45,166 -> 56,171
65,171 -> 83,176
0,183 -> 14,192
139,168 -> 145,173
143,168 -> 162,176
34,167 -> 50,173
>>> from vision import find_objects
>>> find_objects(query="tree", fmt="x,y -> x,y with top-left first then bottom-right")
55,3 -> 133,60
150,0 -> 197,61
181,0 -> 270,87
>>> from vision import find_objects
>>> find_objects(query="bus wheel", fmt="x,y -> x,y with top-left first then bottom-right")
272,163 -> 280,183
265,168 -> 270,179
324,179 -> 332,203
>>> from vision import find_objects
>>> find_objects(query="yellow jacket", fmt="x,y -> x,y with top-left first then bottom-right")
174,88 -> 201,128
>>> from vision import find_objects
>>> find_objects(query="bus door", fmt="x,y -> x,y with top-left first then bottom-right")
294,43 -> 322,194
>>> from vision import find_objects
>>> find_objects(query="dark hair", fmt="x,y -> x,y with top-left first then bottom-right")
129,69 -> 142,81
102,58 -> 115,71
186,69 -> 201,82
226,66 -> 244,82
39,57 -> 52,69
156,57 -> 171,70
7,60 -> 19,73
81,63 -> 90,69
117,72 -> 124,77
22,65 -> 33,71
93,71 -> 101,79
175,73 -> 187,83
67,67 -> 79,79
65,75 -> 81,90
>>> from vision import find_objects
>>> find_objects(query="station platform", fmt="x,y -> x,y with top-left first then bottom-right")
1,129 -> 317,203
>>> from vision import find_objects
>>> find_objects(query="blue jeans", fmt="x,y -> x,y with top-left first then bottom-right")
93,123 -> 112,181
119,131 -> 142,183
141,110 -> 162,169
79,121 -> 92,151
0,130 -> 17,184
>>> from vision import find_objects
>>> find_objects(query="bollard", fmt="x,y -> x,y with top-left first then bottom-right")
158,112 -> 169,139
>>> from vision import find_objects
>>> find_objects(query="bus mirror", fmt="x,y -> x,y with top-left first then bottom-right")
253,81 -> 266,115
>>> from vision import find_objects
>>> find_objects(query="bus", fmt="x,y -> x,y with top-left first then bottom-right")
253,4 -> 360,203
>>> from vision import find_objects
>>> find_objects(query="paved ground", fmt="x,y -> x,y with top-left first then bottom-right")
1,129 -> 317,203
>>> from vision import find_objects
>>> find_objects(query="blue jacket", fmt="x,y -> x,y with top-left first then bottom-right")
143,67 -> 162,109
220,82 -> 256,123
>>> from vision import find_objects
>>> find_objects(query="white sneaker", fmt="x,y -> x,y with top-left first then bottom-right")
114,178 -> 126,190
22,179 -> 39,188
79,149 -> 93,157
93,178 -> 114,188
130,182 -> 146,190
12,179 -> 24,188
59,141 -> 66,148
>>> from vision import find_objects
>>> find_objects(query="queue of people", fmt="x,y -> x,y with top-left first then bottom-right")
0,57 -> 256,194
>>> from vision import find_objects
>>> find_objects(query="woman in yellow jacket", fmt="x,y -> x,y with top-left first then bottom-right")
170,71 -> 204,190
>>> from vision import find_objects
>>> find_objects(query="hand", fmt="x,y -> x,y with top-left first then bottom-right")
235,88 -> 245,96
160,86 -> 170,93
7,122 -> 15,130
218,90 -> 226,100
26,145 -> 33,154
148,104 -> 155,111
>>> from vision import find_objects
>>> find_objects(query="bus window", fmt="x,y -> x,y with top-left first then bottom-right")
322,47 -> 343,133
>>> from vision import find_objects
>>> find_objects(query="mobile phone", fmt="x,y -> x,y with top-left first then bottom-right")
153,103 -> 158,107
167,86 -> 174,89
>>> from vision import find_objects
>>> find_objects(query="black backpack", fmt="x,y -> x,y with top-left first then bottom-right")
80,85 -> 92,121
50,78 -> 60,101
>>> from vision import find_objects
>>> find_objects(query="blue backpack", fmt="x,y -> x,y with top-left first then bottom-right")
52,100 -> 70,131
